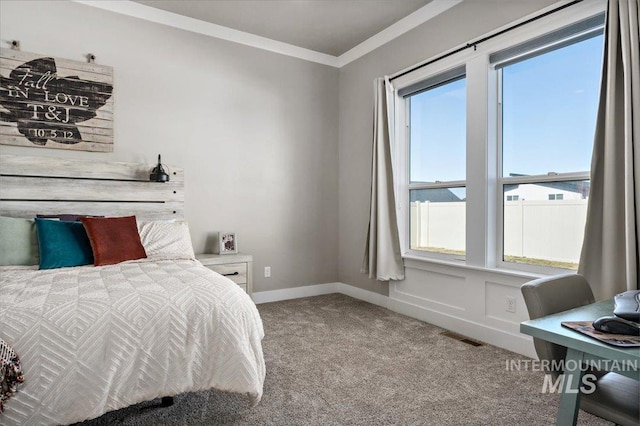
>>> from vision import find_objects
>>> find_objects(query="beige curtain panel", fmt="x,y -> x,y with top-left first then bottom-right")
362,77 -> 405,281
579,0 -> 639,300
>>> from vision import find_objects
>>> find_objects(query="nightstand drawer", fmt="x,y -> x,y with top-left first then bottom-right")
196,253 -> 253,295
207,262 -> 247,285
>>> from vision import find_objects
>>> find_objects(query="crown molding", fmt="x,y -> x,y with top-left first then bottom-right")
72,0 -> 339,67
337,0 -> 463,67
73,0 -> 462,68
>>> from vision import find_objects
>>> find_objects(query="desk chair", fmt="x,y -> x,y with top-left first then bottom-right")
521,274 -> 640,426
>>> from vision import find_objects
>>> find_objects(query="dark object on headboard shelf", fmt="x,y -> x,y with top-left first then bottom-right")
150,154 -> 170,183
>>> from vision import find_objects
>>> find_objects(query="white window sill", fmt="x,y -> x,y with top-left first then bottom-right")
402,253 -> 551,281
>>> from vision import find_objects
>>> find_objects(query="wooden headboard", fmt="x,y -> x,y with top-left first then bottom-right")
0,155 -> 184,220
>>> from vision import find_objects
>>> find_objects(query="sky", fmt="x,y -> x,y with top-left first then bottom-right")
409,34 -> 604,184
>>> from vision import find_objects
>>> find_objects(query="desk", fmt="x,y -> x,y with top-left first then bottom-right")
520,300 -> 640,426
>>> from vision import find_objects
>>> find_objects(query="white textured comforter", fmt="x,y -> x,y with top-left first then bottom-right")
0,258 -> 265,425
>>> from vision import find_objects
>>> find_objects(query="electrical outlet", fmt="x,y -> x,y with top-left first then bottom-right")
264,266 -> 271,278
506,296 -> 516,313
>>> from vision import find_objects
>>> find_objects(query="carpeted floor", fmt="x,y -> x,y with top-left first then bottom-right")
78,294 -> 612,425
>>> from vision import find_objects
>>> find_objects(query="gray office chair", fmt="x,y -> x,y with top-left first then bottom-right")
521,274 -> 640,426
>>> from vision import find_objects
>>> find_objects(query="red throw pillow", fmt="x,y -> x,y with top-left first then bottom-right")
81,216 -> 147,266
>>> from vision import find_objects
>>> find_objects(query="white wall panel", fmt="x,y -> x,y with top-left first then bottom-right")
394,267 -> 466,311
485,281 -> 529,325
391,260 -> 539,357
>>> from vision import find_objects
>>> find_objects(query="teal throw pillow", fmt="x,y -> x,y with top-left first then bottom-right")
35,218 -> 94,270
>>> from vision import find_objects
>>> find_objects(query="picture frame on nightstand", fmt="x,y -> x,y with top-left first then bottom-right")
218,232 -> 238,254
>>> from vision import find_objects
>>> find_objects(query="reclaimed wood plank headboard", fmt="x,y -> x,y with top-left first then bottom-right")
0,155 -> 184,220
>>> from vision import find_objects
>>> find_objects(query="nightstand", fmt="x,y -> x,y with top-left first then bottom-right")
196,253 -> 253,294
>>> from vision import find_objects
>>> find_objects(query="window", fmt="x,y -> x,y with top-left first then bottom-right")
405,71 -> 466,258
393,6 -> 605,273
497,31 -> 603,270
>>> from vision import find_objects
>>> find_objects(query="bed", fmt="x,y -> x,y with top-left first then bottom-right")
0,155 -> 265,425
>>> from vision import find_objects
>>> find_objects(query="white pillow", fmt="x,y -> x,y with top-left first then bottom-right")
138,220 -> 195,260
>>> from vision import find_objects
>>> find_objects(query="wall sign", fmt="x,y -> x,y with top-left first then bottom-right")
0,49 -> 114,152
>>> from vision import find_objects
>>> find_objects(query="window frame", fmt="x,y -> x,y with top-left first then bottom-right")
394,51 -> 471,262
403,72 -> 468,261
495,173 -> 591,275
391,0 -> 606,274
493,28 -> 601,274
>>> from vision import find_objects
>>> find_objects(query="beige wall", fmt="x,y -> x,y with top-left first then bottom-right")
0,0 -> 569,297
337,0 -> 559,295
0,0 -> 339,292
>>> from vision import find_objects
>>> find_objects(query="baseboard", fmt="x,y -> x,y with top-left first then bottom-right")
251,282 -> 536,358
251,282 -> 389,307
387,298 -> 537,358
251,283 -> 338,304
335,283 -> 389,309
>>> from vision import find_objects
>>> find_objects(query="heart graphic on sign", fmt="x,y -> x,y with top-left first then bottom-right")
0,57 -> 113,145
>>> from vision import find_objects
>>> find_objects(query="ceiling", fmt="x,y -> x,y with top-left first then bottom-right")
133,0 -> 432,56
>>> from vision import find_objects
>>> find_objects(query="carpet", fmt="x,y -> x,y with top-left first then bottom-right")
77,294 -> 612,425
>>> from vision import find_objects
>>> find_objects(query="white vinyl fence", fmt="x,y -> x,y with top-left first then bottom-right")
411,201 -> 466,252
410,199 -> 588,263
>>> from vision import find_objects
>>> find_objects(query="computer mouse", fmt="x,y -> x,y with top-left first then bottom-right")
592,316 -> 640,335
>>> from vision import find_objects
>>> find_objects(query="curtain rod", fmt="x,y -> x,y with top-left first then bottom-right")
389,0 -> 583,82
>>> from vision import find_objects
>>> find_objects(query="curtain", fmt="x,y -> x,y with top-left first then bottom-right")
362,77 -> 405,281
579,0 -> 639,300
